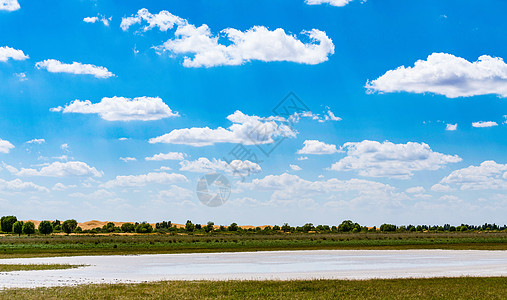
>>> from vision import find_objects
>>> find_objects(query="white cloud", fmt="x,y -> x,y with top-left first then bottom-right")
446,123 -> 458,131
297,140 -> 339,155
0,179 -> 48,193
297,156 -> 308,161
15,72 -> 27,81
431,183 -> 453,192
69,189 -> 116,199
0,0 -> 19,12
121,8 -> 184,32
84,15 -> 111,26
405,186 -> 425,194
239,173 -> 405,207
438,160 -> 507,190
305,0 -> 353,7
145,152 -> 186,161
179,157 -> 261,177
366,53 -> 507,98
150,110 -> 295,146
120,157 -> 136,162
158,185 -> 193,201
35,59 -> 115,78
472,121 -> 498,128
102,172 -> 188,188
0,139 -> 14,153
118,137 -> 129,141
123,9 -> 334,68
83,16 -> 98,23
329,140 -> 462,179
290,164 -> 302,171
52,183 -> 77,191
51,96 -> 178,121
17,161 -> 102,177
0,46 -> 28,62
60,144 -> 69,151
26,138 -> 45,144
156,24 -> 334,68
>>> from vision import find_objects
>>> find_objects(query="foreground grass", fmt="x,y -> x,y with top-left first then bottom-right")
1,232 -> 506,258
2,277 -> 507,299
0,264 -> 82,272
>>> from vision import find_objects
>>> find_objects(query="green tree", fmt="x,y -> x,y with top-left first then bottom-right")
185,220 -> 195,232
12,221 -> 23,236
62,219 -> 78,234
38,221 -> 53,235
228,223 -> 238,231
1,216 -> 17,233
121,223 -> 135,233
22,221 -> 35,236
135,222 -> 153,233
380,223 -> 397,232
205,221 -> 214,233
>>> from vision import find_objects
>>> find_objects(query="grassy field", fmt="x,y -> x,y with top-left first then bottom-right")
0,264 -> 83,272
0,232 -> 506,258
1,277 -> 506,299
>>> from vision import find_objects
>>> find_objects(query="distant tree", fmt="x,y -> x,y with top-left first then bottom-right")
22,221 -> 35,236
185,220 -> 195,232
337,220 -> 354,232
281,223 -> 291,232
62,219 -> 78,234
38,221 -> 53,235
135,222 -> 153,233
379,224 -> 396,232
12,221 -> 23,236
205,221 -> 214,233
103,222 -> 116,233
302,223 -> 314,233
228,223 -> 238,232
195,224 -> 202,230
272,225 -> 281,231
121,223 -> 135,233
1,216 -> 17,233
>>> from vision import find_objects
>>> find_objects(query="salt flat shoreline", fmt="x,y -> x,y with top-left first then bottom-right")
0,249 -> 506,289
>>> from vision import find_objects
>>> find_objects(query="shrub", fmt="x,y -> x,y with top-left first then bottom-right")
228,223 -> 238,232
121,223 -> 135,233
1,216 -> 17,233
12,221 -> 24,236
135,222 -> 153,233
22,221 -> 35,236
62,219 -> 78,234
38,221 -> 53,235
185,220 -> 194,232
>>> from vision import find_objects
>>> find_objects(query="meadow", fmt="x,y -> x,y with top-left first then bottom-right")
1,231 -> 506,258
1,277 -> 506,299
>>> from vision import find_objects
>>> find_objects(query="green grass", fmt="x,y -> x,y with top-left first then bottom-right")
1,277 -> 507,299
0,264 -> 83,272
0,232 -> 506,258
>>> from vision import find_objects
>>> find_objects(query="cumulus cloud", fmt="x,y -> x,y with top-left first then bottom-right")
446,123 -> 458,131
51,96 -> 178,121
239,173 -> 405,207
366,53 -> 507,98
101,172 -> 187,188
289,164 -> 302,171
149,110 -> 295,146
406,186 -> 425,194
0,139 -> 14,153
123,9 -> 334,68
52,183 -> 77,191
0,46 -> 28,62
0,0 -> 19,12
26,138 -> 45,144
472,121 -> 498,128
305,0 -> 353,7
437,160 -> 507,190
145,152 -> 186,161
0,179 -> 48,193
35,59 -> 115,78
83,15 -> 111,26
179,157 -> 261,177
329,140 -> 462,179
297,140 -> 339,155
158,185 -> 193,201
17,161 -> 102,177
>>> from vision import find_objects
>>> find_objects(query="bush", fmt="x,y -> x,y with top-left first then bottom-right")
62,219 -> 78,234
12,221 -> 23,236
205,222 -> 214,233
228,223 -> 238,232
38,221 -> 53,235
1,216 -> 17,233
185,220 -> 194,232
135,222 -> 153,233
22,221 -> 35,235
121,223 -> 135,233
380,224 -> 397,232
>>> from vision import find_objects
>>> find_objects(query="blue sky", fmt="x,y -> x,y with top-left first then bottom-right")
1,0 -> 507,226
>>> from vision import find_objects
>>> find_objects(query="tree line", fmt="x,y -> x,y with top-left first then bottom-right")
1,216 -> 506,235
